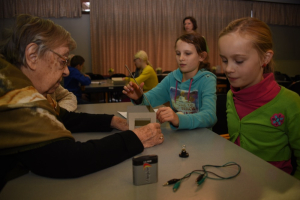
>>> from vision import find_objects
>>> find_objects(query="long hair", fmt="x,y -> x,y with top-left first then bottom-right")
219,17 -> 274,73
134,50 -> 152,67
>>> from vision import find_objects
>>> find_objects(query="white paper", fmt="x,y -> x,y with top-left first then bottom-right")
118,111 -> 128,118
112,77 -> 124,81
91,81 -> 106,84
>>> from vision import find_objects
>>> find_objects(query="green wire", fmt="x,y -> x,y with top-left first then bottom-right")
168,162 -> 241,192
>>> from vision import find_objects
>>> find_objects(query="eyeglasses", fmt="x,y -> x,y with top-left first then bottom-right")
49,49 -> 68,70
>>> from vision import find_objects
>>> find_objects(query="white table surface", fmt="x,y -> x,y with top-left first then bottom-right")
1,102 -> 300,200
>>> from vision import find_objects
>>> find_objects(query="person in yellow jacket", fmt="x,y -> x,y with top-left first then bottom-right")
125,50 -> 158,92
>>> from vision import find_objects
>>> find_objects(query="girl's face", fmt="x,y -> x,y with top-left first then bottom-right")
175,40 -> 203,79
218,32 -> 264,90
134,58 -> 142,68
184,19 -> 194,33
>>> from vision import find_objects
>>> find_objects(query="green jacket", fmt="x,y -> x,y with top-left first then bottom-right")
227,87 -> 300,179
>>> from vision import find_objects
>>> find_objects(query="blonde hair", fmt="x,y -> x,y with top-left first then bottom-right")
134,50 -> 152,67
219,17 -> 274,74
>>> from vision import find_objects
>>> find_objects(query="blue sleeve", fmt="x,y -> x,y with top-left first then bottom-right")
175,75 -> 217,130
141,74 -> 172,107
72,70 -> 91,86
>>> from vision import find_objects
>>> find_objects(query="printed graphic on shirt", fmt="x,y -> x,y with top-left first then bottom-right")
170,87 -> 198,114
270,113 -> 284,127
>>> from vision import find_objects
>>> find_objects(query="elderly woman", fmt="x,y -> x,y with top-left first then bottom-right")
0,14 -> 164,189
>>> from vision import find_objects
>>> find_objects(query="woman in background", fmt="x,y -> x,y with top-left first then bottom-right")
183,16 -> 198,34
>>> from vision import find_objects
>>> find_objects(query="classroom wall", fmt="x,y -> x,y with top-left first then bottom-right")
49,15 -> 92,73
269,24 -> 300,77
1,15 -> 300,77
0,15 -> 93,73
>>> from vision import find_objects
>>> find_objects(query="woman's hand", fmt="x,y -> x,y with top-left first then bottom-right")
156,107 -> 179,127
110,116 -> 129,131
133,123 -> 164,148
122,81 -> 144,101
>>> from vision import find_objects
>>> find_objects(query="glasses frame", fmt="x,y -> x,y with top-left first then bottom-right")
49,49 -> 68,70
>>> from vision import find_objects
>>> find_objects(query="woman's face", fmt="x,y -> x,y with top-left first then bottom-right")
34,45 -> 70,96
184,19 -> 194,33
175,39 -> 202,78
218,32 -> 264,90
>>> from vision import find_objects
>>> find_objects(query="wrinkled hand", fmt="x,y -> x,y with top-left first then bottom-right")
133,123 -> 164,148
110,116 -> 129,131
122,81 -> 144,101
156,107 -> 179,127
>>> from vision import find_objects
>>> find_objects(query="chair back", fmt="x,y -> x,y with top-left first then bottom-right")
288,81 -> 300,96
110,73 -> 126,79
86,73 -> 104,80
212,94 -> 228,135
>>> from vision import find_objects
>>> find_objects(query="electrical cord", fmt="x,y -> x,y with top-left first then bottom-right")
163,162 -> 241,192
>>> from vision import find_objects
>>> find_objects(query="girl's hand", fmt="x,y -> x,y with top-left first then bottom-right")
122,81 -> 144,101
156,107 -> 179,127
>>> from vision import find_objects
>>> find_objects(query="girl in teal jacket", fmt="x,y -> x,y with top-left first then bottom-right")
123,33 -> 217,130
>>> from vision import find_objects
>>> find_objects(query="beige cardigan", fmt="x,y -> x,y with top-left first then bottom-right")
50,85 -> 77,111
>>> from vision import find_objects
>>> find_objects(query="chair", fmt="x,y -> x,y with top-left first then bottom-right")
274,71 -> 286,81
85,73 -> 104,80
157,74 -> 167,83
212,94 -> 228,135
291,150 -> 297,175
294,75 -> 300,82
275,72 -> 292,87
109,73 -> 126,79
288,81 -> 300,96
163,71 -> 172,74
85,73 -> 105,103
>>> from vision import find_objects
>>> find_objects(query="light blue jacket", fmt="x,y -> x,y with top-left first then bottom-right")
140,68 -> 217,130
